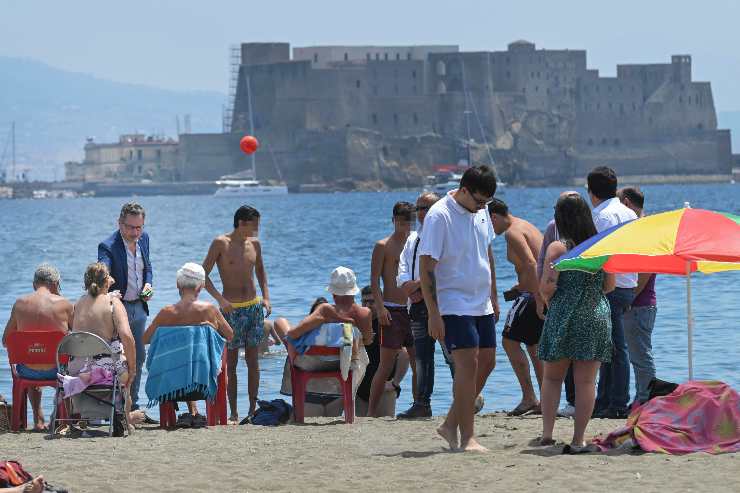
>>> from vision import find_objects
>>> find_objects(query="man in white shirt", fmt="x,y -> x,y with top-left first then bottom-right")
419,165 -> 499,452
396,192 -> 455,419
587,166 -> 638,419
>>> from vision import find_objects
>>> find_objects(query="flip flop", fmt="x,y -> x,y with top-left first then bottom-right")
530,436 -> 556,446
562,444 -> 598,454
507,402 -> 537,416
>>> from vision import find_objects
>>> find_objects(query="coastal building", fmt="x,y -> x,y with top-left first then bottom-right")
65,134 -> 178,182
67,41 -> 733,188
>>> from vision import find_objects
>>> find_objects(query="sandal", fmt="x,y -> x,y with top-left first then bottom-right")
562,443 -> 598,454
176,413 -> 194,428
507,402 -> 538,417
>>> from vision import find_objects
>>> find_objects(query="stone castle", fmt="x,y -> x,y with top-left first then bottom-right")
67,41 -> 734,187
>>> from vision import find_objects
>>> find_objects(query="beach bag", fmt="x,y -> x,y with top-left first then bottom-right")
0,461 -> 33,487
248,399 -> 292,426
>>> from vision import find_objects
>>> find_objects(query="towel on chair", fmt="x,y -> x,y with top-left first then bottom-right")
145,325 -> 225,407
286,322 -> 353,355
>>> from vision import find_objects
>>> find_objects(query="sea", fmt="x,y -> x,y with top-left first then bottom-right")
1,183 -> 739,419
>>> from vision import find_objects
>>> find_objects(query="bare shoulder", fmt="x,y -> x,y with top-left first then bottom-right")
249,238 -> 262,251
375,237 -> 389,248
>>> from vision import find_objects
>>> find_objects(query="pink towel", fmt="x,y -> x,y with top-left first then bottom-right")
58,367 -> 114,397
593,381 -> 740,454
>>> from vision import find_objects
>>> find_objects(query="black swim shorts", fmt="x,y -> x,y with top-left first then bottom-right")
502,293 -> 544,346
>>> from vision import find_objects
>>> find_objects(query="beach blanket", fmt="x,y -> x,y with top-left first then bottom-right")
286,322 -> 353,355
145,325 -> 225,407
593,380 -> 740,454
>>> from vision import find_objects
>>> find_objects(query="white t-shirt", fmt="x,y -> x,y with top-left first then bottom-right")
592,197 -> 638,289
418,192 -> 495,316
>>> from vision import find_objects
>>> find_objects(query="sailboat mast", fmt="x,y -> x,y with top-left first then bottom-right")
11,121 -> 15,181
246,75 -> 256,179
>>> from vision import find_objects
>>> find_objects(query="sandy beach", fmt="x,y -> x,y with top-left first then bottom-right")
2,413 -> 737,492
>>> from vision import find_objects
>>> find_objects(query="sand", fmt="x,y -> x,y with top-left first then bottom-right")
2,414 -> 737,492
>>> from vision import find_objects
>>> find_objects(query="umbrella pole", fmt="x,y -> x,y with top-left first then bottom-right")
686,261 -> 694,381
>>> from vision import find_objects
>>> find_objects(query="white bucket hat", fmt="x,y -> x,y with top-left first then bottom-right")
326,266 -> 360,296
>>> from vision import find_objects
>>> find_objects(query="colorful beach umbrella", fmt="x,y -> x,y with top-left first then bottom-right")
554,206 -> 740,379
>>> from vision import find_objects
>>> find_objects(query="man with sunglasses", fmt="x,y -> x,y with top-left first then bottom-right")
419,165 -> 499,452
98,201 -> 156,423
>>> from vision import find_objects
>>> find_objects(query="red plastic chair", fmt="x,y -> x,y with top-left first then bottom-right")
159,348 -> 228,428
287,343 -> 354,424
6,330 -> 68,431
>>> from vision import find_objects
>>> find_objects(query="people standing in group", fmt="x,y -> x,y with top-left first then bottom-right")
396,192 -> 456,419
2,264 -> 73,431
587,167 -> 638,419
488,198 -> 545,416
203,205 -> 272,423
618,186 -> 658,406
367,202 -> 418,417
98,202 -> 156,423
419,165 -> 499,452
538,193 -> 615,453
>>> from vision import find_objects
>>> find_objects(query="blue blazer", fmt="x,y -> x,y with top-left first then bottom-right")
98,230 -> 153,314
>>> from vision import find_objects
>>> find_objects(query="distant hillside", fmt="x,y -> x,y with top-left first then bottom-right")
0,57 -> 225,180
718,111 -> 740,153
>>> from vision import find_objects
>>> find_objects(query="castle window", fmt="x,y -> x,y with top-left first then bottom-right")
632,102 -> 637,111
344,53 -> 348,61
619,103 -> 624,114
679,96 -> 683,103
523,87 -> 526,94
396,53 -> 400,61
413,113 -> 419,124
535,86 -> 539,92
366,53 -> 371,60
588,138 -> 594,146
156,149 -> 162,160
373,85 -> 378,96
137,149 -> 143,160
596,103 -> 601,110
595,86 -> 599,93
407,52 -> 412,60
382,146 -> 389,158
614,138 -> 620,146
608,85 -> 612,93
356,80 -> 361,89
608,102 -> 613,110
697,123 -> 704,130
384,53 -> 389,61
546,88 -> 550,95
506,56 -> 510,64
531,72 -> 535,78
376,53 -> 380,60
537,71 -> 541,78
129,150 -> 133,160
372,113 -> 378,125
393,114 -> 399,125
687,96 -> 691,105
313,53 -> 318,63
394,84 -> 399,95
506,71 -> 511,78
601,138 -> 607,145
412,70 -> 417,79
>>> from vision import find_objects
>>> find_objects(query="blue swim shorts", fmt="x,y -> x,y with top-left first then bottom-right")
16,364 -> 58,380
443,314 -> 497,352
223,302 -> 265,350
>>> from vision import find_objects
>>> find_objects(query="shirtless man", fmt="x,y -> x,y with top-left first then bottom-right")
488,198 -> 545,416
2,264 -> 73,430
203,205 -> 272,422
367,201 -> 417,417
144,262 -> 234,417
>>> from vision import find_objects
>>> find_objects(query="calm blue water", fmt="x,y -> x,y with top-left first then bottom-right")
1,184 -> 739,419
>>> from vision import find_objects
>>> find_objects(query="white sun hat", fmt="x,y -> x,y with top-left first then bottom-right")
326,266 -> 360,296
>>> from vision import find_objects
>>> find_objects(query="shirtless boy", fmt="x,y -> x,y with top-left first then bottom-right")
203,205 -> 272,422
2,264 -> 73,430
488,198 -> 545,416
367,201 -> 417,417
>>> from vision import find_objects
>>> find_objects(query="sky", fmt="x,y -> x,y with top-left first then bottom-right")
2,0 -> 739,110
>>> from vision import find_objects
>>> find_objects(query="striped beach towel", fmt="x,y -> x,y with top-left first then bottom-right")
145,325 -> 225,407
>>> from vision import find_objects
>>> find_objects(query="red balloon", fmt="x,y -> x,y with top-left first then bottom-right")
240,135 -> 259,155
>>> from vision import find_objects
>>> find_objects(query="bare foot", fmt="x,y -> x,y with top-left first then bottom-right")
460,438 -> 489,453
228,414 -> 239,425
436,423 -> 459,450
9,475 -> 44,493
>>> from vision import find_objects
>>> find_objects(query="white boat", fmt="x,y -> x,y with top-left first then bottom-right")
214,179 -> 288,197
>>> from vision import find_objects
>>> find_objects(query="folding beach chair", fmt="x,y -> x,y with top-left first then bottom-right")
50,331 -> 129,437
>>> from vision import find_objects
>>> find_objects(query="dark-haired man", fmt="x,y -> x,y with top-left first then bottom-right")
618,186 -> 658,405
488,198 -> 544,416
99,202 -> 154,421
420,164 -> 499,452
587,166 -> 637,419
368,201 -> 417,417
203,205 -> 272,422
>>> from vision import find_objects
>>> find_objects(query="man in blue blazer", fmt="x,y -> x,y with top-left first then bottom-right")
98,202 -> 156,422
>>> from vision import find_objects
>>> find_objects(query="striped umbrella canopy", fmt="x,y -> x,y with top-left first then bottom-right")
553,207 -> 740,379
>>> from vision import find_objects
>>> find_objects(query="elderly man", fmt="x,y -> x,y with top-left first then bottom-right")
99,202 -> 154,421
2,264 -> 73,431
143,263 -> 234,417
